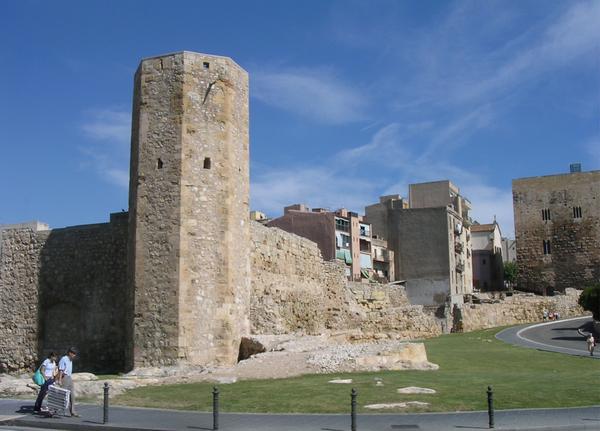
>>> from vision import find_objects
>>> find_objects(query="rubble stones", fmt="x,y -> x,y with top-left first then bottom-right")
364,401 -> 430,409
397,386 -> 436,394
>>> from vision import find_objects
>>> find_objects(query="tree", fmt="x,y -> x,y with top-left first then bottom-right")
578,283 -> 600,321
504,261 -> 518,285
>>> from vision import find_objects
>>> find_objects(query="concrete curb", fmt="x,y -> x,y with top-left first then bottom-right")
0,417 -> 169,431
3,417 -> 600,431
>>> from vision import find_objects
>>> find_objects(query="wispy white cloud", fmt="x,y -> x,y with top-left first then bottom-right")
251,67 -> 367,124
82,109 -> 131,144
80,108 -> 130,188
444,1 -> 600,106
251,165 -> 376,216
252,121 -> 516,236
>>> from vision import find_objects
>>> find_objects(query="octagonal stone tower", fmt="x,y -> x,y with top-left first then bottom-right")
127,52 -> 250,369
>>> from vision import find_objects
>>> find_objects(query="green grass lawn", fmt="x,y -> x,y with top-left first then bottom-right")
113,327 -> 600,413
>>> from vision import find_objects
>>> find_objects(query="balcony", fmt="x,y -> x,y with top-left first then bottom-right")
455,242 -> 464,254
373,250 -> 389,262
463,217 -> 473,228
456,261 -> 465,273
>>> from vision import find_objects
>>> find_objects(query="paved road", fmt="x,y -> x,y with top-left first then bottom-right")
496,316 -> 599,358
0,399 -> 599,431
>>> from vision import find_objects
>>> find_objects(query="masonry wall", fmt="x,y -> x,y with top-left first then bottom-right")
513,171 -> 600,294
0,229 -> 43,372
0,215 -> 129,373
249,222 -> 441,339
461,289 -> 584,331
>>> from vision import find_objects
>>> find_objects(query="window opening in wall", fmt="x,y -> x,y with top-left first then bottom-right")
335,217 -> 350,232
543,239 -> 552,255
541,208 -> 551,221
203,62 -> 210,69
573,206 -> 582,219
157,158 -> 163,169
203,157 -> 211,169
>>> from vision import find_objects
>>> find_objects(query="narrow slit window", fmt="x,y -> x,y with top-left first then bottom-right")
573,206 -> 582,219
543,240 -> 552,255
203,62 -> 210,69
541,208 -> 551,221
157,158 -> 163,169
203,157 -> 211,169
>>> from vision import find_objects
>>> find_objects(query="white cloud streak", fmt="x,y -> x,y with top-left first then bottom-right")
82,109 -> 131,144
251,68 -> 367,124
80,109 -> 131,188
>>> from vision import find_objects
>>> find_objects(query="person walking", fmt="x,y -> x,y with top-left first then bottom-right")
33,352 -> 58,413
57,347 -> 79,417
587,334 -> 595,357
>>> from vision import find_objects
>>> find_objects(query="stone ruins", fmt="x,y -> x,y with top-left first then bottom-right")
0,51 -> 584,374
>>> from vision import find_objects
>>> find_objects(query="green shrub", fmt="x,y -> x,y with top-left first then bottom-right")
503,261 -> 517,284
578,283 -> 600,320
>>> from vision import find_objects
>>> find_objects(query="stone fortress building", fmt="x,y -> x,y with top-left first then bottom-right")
128,52 -> 250,369
0,52 -> 586,374
0,51 -> 441,373
513,164 -> 600,294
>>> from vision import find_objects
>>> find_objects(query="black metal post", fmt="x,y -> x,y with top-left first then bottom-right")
351,388 -> 357,431
103,382 -> 109,424
487,385 -> 494,429
212,386 -> 219,430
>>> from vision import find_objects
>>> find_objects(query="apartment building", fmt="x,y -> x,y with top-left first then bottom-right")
267,204 -> 394,281
365,180 -> 473,307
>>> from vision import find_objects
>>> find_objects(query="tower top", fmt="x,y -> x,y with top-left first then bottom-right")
137,50 -> 245,71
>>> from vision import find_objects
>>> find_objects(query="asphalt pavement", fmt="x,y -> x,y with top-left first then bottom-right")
0,399 -> 599,431
496,316 -> 599,359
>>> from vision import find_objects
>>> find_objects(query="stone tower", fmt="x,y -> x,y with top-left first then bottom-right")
127,52 -> 250,369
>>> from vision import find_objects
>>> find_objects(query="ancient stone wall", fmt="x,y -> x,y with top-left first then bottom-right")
0,214 -> 128,373
0,229 -> 44,372
461,289 -> 584,331
249,222 -> 441,339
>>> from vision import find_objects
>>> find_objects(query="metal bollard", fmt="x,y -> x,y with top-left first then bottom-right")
487,385 -> 494,429
212,386 -> 219,431
103,382 -> 109,424
351,388 -> 357,431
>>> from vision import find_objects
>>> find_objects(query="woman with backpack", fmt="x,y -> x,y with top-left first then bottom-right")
33,352 -> 58,413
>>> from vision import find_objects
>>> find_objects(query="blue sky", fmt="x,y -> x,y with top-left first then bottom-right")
1,0 -> 599,237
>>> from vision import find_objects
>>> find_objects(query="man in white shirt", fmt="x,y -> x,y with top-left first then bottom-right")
57,347 -> 78,417
33,352 -> 58,412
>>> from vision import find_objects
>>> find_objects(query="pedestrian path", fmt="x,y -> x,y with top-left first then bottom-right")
1,399 -> 599,431
496,316 -> 599,359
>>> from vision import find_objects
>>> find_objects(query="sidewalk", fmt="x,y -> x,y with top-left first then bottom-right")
0,399 -> 599,431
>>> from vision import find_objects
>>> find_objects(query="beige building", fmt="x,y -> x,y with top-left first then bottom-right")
471,222 -> 504,291
501,238 -> 517,263
268,205 -> 394,281
365,181 -> 473,308
513,165 -> 600,294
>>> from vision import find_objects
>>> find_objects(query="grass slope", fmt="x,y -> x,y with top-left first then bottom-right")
113,327 -> 600,413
